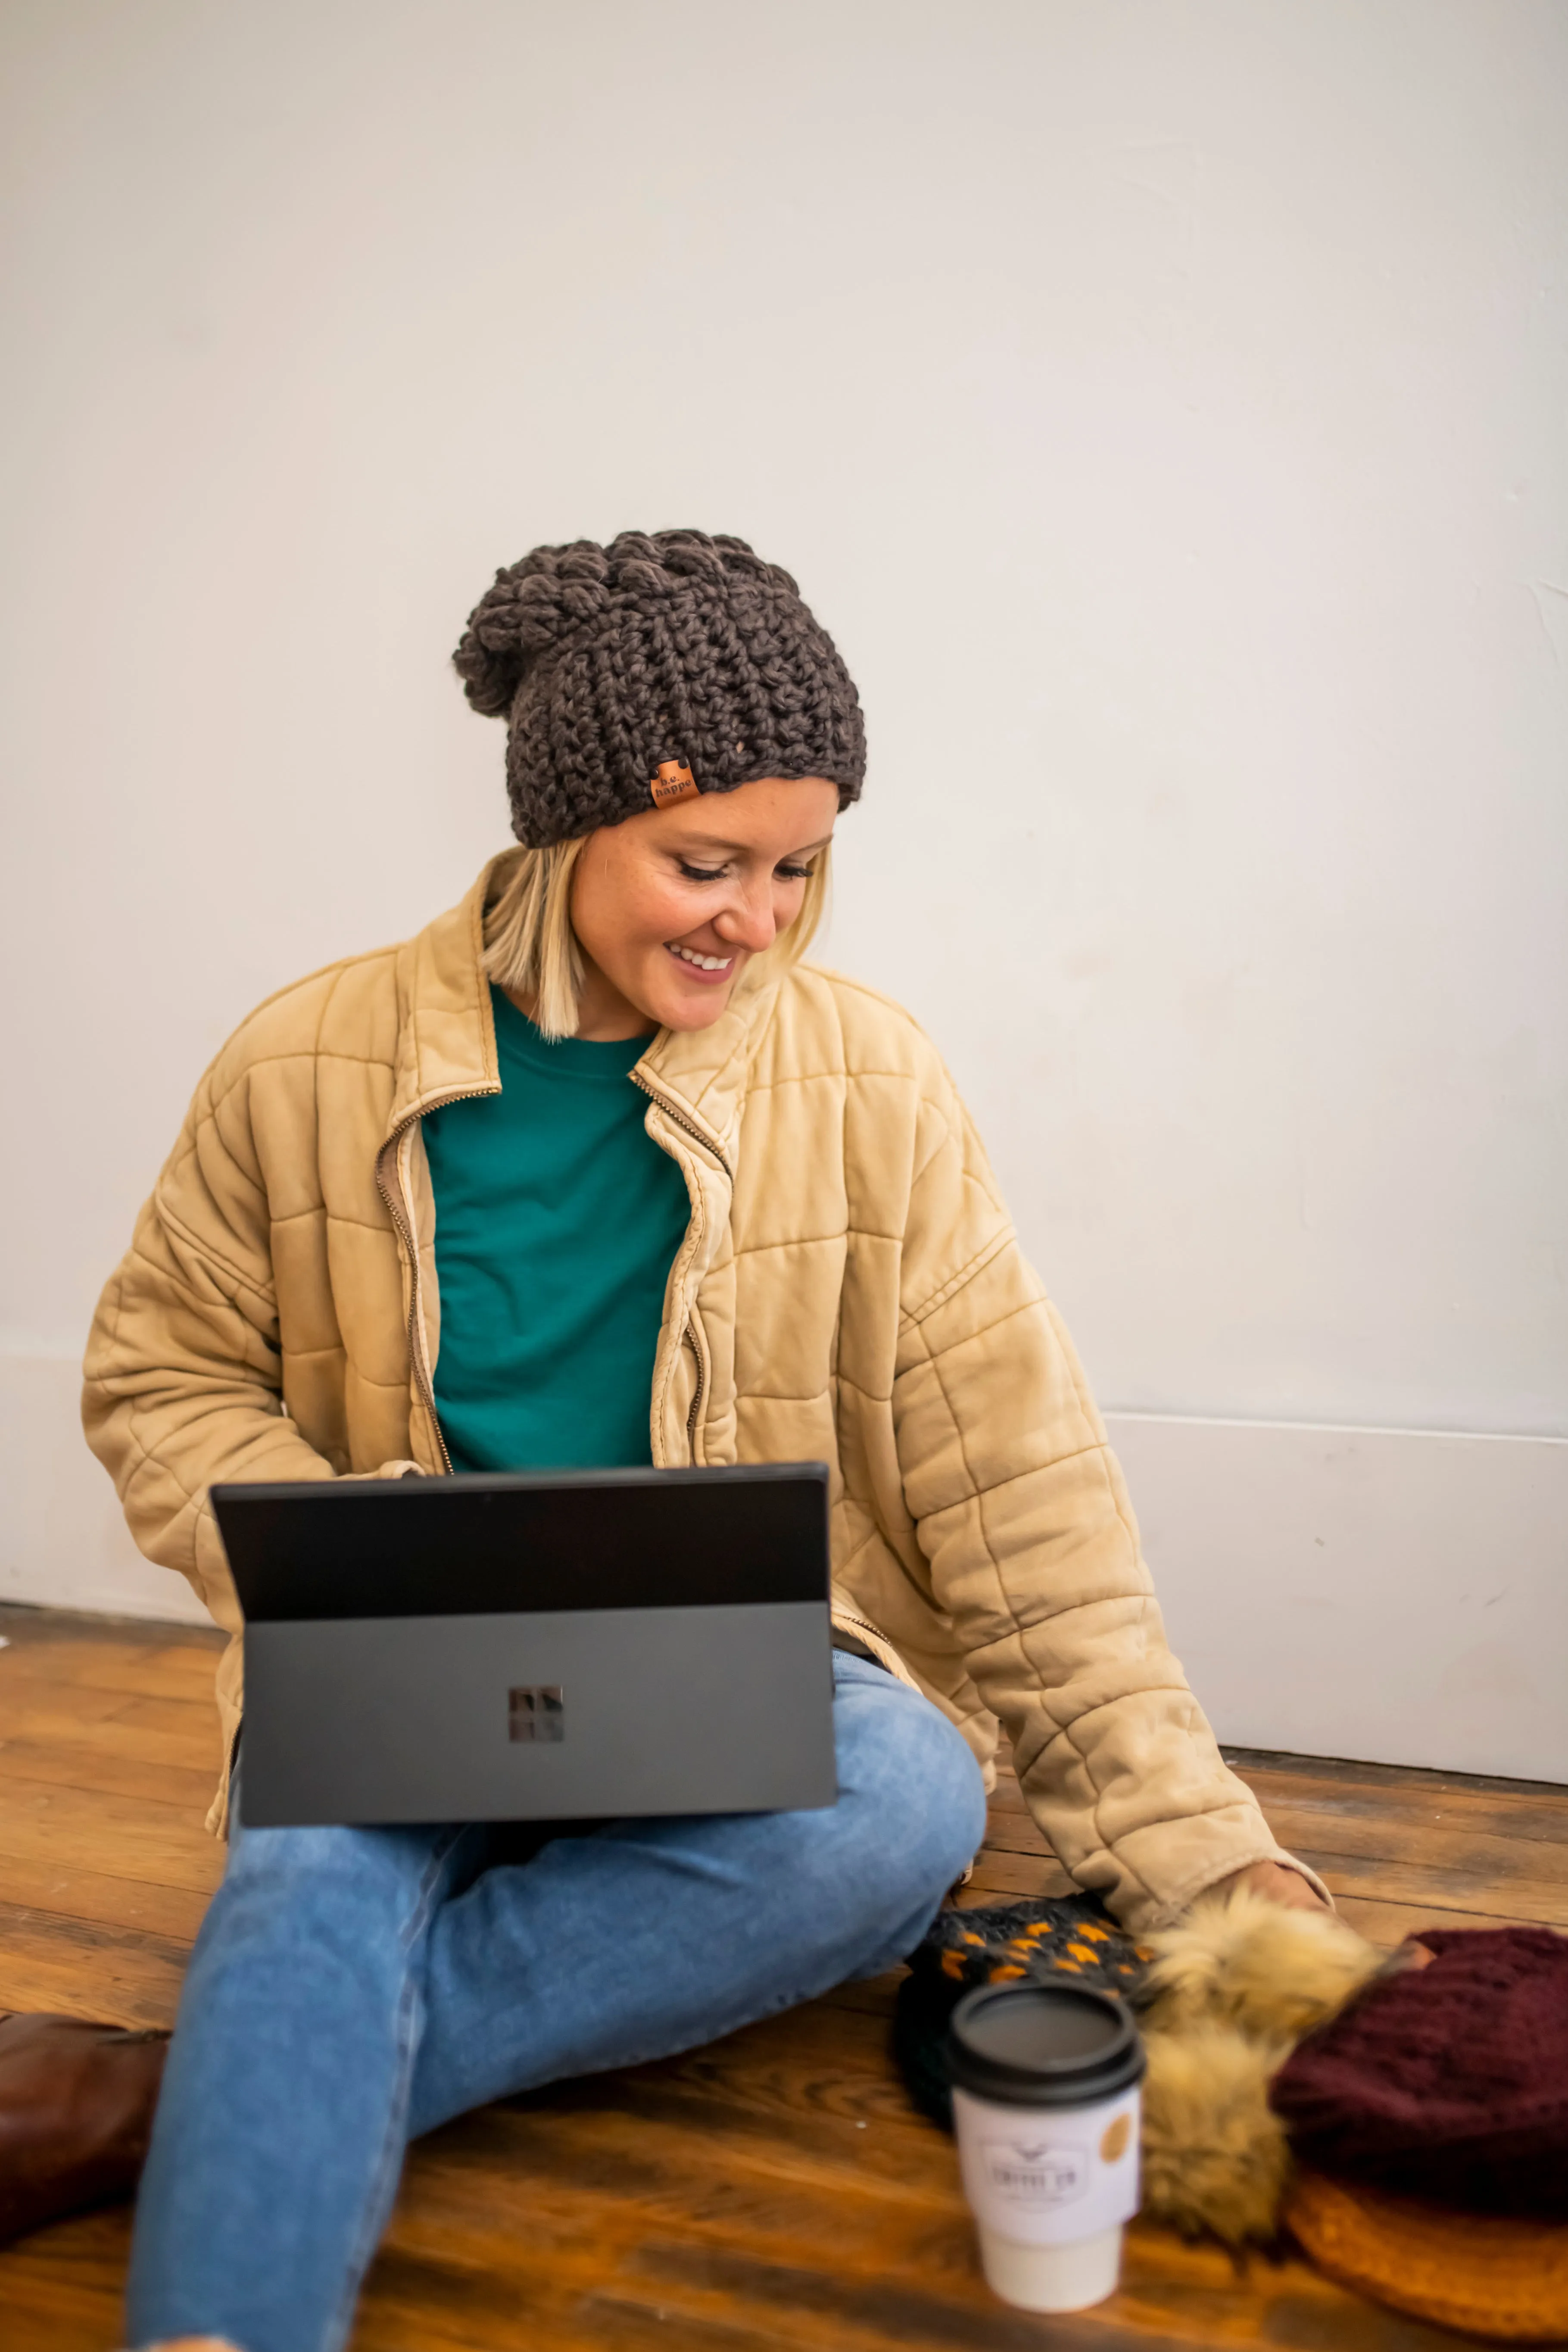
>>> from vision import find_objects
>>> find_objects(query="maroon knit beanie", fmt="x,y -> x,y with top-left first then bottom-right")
1269,1926 -> 1568,2218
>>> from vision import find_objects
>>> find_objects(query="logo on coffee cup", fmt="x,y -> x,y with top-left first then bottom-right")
1100,2113 -> 1132,2163
984,2139 -> 1088,2207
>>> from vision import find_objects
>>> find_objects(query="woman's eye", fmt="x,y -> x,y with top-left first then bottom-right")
675,857 -> 814,883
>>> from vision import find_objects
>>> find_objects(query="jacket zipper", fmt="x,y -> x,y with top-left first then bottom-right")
375,1089 -> 494,1474
632,1068 -> 731,1460
830,1603 -> 920,1697
630,1070 -> 733,1181
684,1322 -> 705,1447
832,1604 -> 892,1649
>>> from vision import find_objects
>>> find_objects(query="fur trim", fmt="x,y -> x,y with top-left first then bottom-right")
1134,1891 -> 1385,2246
1141,2022 -> 1294,2245
1141,1888 -> 1384,2046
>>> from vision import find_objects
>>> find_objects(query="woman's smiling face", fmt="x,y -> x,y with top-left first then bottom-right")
563,775 -> 839,1038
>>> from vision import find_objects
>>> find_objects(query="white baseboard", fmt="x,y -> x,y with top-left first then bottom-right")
1106,1411 -> 1567,1784
3,1351 -> 1563,1778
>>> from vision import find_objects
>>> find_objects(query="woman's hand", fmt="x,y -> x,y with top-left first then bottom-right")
1209,1858 -> 1330,1911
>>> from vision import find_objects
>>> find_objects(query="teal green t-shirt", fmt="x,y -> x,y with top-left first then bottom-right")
422,989 -> 692,1472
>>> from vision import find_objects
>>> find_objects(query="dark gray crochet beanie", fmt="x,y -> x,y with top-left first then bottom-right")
453,530 -> 866,847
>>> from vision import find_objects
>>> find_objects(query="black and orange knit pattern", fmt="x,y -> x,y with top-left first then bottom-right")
453,530 -> 866,847
895,1893 -> 1154,2130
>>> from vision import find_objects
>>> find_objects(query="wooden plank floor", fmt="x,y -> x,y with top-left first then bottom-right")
2,1603 -> 1564,2350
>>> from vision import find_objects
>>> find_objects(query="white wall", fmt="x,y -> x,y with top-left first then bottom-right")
3,3 -> 1564,1771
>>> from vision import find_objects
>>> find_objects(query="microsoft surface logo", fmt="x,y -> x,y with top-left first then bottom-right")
508,1685 -> 565,1743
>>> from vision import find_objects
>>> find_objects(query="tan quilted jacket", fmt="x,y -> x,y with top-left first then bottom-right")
83,853 -> 1318,1929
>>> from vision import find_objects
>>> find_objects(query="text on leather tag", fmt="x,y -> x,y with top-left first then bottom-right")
650,759 -> 699,808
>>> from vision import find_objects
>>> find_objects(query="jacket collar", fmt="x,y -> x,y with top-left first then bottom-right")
385,852 -> 781,1160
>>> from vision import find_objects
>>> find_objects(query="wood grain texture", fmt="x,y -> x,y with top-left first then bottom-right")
0,1604 -> 1563,2351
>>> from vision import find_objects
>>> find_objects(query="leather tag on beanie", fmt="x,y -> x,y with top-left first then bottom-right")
650,759 -> 699,809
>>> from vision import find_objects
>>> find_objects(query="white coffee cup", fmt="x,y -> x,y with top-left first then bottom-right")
946,1981 -> 1146,2313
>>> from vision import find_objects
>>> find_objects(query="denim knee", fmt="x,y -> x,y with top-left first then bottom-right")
227,1819 -> 413,1901
209,1814 -> 469,1972
831,1666 -> 988,1924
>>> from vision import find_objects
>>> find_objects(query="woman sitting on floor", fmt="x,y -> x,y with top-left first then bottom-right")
82,530 -> 1325,2352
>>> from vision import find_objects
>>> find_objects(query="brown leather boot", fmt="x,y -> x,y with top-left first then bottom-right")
0,2010 -> 169,2245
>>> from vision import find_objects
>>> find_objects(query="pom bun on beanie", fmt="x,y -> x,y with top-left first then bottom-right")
453,530 -> 866,847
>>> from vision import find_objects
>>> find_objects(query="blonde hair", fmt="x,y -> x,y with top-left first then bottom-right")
482,838 -> 831,1041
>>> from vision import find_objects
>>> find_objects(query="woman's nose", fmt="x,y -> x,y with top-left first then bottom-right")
713,881 -> 777,955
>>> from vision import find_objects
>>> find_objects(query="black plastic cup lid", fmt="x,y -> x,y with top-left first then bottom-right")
946,1982 -> 1146,2109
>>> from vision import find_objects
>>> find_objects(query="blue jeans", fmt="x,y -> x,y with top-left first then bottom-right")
125,1652 -> 986,2352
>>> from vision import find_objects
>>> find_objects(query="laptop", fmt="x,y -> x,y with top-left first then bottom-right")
212,1463 -> 836,1830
